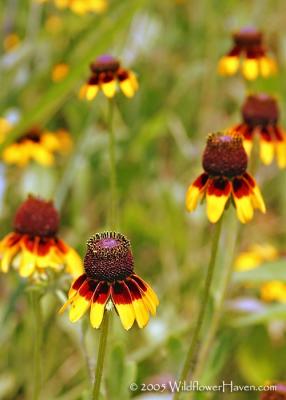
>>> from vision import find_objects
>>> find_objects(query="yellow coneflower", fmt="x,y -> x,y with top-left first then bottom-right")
186,133 -> 266,224
79,54 -> 139,100
0,196 -> 83,279
218,27 -> 277,80
1,125 -> 72,167
260,382 -> 286,399
3,33 -> 21,52
60,232 -> 159,330
231,94 -> 286,168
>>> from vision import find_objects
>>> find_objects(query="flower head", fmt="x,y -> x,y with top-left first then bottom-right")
231,94 -> 286,168
218,27 -> 277,80
186,133 -> 266,224
260,382 -> 286,399
2,125 -> 72,167
0,196 -> 83,279
60,232 -> 159,330
79,54 -> 139,100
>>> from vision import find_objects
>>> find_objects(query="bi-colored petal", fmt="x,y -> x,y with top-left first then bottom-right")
90,281 -> 110,328
260,57 -> 277,77
243,172 -> 266,214
130,275 -> 159,316
276,140 -> 286,169
126,279 -> 149,328
111,281 -> 135,330
232,178 -> 254,223
206,178 -> 231,224
186,173 -> 208,212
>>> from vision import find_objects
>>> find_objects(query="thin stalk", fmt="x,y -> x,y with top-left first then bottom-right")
107,99 -> 118,230
30,290 -> 43,400
92,311 -> 110,400
174,217 -> 223,400
193,220 -> 239,381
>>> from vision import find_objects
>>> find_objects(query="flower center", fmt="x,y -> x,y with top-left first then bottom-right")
90,54 -> 120,74
202,133 -> 248,178
17,127 -> 42,144
84,232 -> 134,282
233,27 -> 262,47
13,196 -> 60,237
242,94 -> 279,126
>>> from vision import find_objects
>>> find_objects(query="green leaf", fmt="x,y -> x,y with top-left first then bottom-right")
233,260 -> 286,284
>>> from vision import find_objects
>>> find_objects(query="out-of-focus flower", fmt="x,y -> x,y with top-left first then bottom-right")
260,382 -> 286,399
0,196 -> 83,279
79,54 -> 139,100
261,281 -> 286,303
51,63 -> 69,82
186,133 -> 266,224
45,15 -> 63,34
60,232 -> 159,330
235,244 -> 278,271
231,94 -> 286,168
3,33 -> 20,52
218,27 -> 277,80
1,125 -> 72,167
54,0 -> 107,14
235,244 -> 286,303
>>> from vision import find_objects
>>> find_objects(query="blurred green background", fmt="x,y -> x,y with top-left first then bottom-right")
1,0 -> 286,399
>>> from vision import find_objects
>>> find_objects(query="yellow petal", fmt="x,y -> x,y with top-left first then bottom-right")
19,250 -> 37,277
218,56 -> 239,76
86,85 -> 99,101
90,302 -> 106,328
119,78 -> 136,98
31,144 -> 54,166
114,303 -> 135,330
132,299 -> 149,328
250,186 -> 266,214
69,295 -> 90,322
0,246 -> 19,273
186,185 -> 201,212
233,195 -> 254,224
206,179 -> 231,224
260,57 -> 277,77
101,80 -> 117,98
260,140 -> 274,165
243,139 -> 253,156
276,141 -> 286,169
242,58 -> 259,80
62,246 -> 83,277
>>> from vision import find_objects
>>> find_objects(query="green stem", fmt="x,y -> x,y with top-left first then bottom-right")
193,220 -> 239,382
173,217 -> 223,400
107,99 -> 118,230
30,290 -> 42,400
92,311 -> 110,400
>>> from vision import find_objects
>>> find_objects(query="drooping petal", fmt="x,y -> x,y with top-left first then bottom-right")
131,274 -> 159,316
68,273 -> 87,298
206,178 -> 231,224
243,172 -> 266,214
90,281 -> 110,329
110,281 -> 135,330
0,246 -> 19,273
232,178 -> 254,223
69,295 -> 90,322
218,56 -> 239,76
259,137 -> 274,165
186,173 -> 209,212
125,279 -> 150,328
242,58 -> 259,80
57,240 -> 83,277
273,127 -> 286,169
101,79 -> 117,98
118,71 -> 138,98
260,57 -> 277,77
